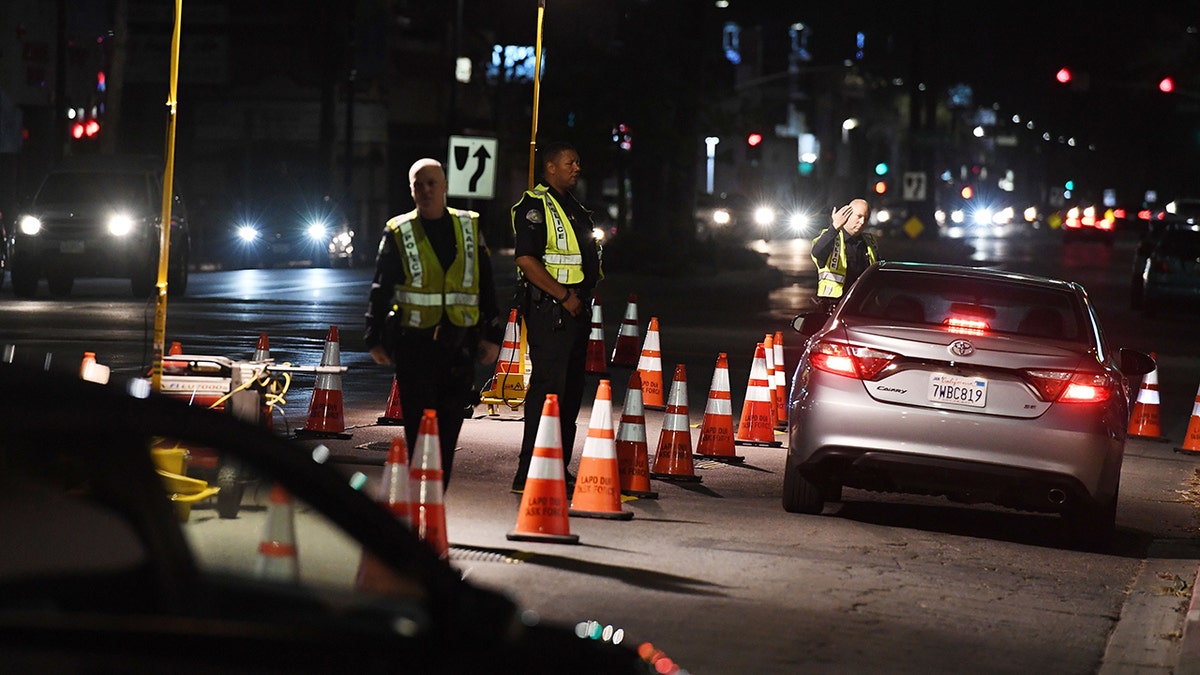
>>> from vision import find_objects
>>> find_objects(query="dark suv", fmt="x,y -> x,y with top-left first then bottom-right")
7,156 -> 190,298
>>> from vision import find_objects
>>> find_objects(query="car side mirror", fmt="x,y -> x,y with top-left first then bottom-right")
792,311 -> 829,338
1118,348 -> 1156,377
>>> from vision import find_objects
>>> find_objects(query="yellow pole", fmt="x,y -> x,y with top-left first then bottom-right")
527,0 -> 545,189
151,0 -> 182,392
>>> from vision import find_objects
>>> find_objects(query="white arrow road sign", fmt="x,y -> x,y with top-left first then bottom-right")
447,135 -> 498,199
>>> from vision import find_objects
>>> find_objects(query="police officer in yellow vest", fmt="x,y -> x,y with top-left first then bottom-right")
811,198 -> 880,303
510,141 -> 603,493
366,158 -> 502,488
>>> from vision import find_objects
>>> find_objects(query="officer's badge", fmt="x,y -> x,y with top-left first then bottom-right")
524,209 -> 543,224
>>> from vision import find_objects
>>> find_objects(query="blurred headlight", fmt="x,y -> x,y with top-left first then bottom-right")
107,213 -> 135,236
876,209 -> 891,223
950,209 -> 965,224
592,227 -> 606,242
18,215 -> 42,235
753,205 -> 776,227
237,225 -> 259,242
1023,206 -> 1038,223
787,212 -> 811,231
712,209 -> 731,226
971,208 -> 992,226
306,221 -> 329,241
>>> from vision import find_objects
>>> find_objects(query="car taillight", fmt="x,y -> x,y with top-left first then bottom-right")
810,340 -> 897,380
944,317 -> 988,335
1023,369 -> 1113,403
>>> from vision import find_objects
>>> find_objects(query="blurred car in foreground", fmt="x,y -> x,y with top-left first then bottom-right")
784,262 -> 1155,549
224,195 -> 353,269
1139,224 -> 1200,317
0,362 -> 649,673
6,156 -> 191,298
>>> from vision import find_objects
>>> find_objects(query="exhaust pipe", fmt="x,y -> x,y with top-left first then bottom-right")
1047,488 -> 1067,505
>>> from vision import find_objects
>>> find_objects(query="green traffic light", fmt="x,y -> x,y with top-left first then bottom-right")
874,162 -> 889,176
1065,180 -> 1075,191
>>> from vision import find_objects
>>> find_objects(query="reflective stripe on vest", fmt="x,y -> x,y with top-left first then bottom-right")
387,209 -> 481,329
515,186 -> 584,284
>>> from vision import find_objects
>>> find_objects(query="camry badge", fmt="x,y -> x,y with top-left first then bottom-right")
948,339 -> 974,357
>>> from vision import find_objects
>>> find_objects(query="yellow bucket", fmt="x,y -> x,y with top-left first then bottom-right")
156,468 -> 219,522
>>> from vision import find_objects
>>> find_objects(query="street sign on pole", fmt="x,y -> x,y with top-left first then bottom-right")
902,171 -> 927,202
447,135 -> 498,200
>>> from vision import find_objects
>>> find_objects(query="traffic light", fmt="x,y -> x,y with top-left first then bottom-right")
1159,76 -> 1175,93
960,186 -> 974,199
873,180 -> 887,195
746,132 -> 763,164
874,162 -> 889,176
1055,67 -> 1072,84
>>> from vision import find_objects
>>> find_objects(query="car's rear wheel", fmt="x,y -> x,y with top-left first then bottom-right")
1063,490 -> 1117,551
47,272 -> 73,298
782,466 -> 825,514
10,262 -> 38,298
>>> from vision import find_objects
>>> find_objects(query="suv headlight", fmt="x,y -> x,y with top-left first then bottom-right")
18,215 -> 42,235
107,213 -> 135,236
306,221 -> 328,241
237,225 -> 260,242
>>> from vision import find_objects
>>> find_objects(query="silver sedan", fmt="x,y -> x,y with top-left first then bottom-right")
784,261 -> 1155,548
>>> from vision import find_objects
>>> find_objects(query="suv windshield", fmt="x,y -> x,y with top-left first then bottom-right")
36,171 -> 155,207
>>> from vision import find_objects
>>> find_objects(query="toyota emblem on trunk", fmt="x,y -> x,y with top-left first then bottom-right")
948,340 -> 975,357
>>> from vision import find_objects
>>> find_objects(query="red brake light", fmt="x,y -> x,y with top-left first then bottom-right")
1024,369 -> 1112,403
944,317 -> 988,335
810,340 -> 897,380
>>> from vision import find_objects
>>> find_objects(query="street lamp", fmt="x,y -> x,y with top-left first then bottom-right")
704,136 -> 719,194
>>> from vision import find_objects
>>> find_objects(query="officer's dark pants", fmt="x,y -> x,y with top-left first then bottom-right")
512,294 -> 591,490
392,331 -> 475,489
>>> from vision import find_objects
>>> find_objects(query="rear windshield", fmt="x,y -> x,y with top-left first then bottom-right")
842,270 -> 1085,341
1158,229 -> 1200,258
36,171 -> 156,208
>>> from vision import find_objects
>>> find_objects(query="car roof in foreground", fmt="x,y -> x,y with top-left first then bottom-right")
873,260 -> 1080,292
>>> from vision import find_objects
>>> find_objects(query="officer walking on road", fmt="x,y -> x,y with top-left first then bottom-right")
365,158 -> 503,488
510,141 -> 603,493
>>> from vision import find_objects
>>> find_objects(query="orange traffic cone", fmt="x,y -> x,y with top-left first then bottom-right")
507,394 -> 580,544
585,296 -> 609,376
410,410 -> 450,559
377,376 -> 405,425
252,333 -> 271,362
479,308 -> 527,413
695,353 -> 743,463
1128,354 -> 1165,441
169,341 -> 183,355
609,293 -> 641,367
736,343 -> 783,447
616,371 -> 658,499
1176,382 -> 1200,455
638,317 -> 665,410
569,379 -> 633,519
762,333 -> 779,430
297,325 -> 351,439
650,364 -> 702,482
355,436 -> 415,595
255,483 -> 299,582
773,330 -> 788,428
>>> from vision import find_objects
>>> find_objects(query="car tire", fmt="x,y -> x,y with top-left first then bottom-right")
10,263 -> 38,298
782,466 -> 825,514
1063,494 -> 1117,551
216,462 -> 245,519
47,272 -> 73,298
167,249 -> 189,297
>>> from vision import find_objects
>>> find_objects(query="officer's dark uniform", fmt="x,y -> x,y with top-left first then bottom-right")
364,211 -> 503,487
511,186 -> 602,491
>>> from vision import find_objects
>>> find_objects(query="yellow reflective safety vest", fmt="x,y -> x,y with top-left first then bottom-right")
511,185 -> 586,284
811,228 -> 878,299
385,208 -> 482,329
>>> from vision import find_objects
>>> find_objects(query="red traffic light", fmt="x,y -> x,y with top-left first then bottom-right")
960,186 -> 974,199
746,133 -> 763,147
1159,77 -> 1174,93
1055,67 -> 1072,84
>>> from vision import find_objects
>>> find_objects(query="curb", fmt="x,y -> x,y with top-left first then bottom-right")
1179,565 -> 1200,675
